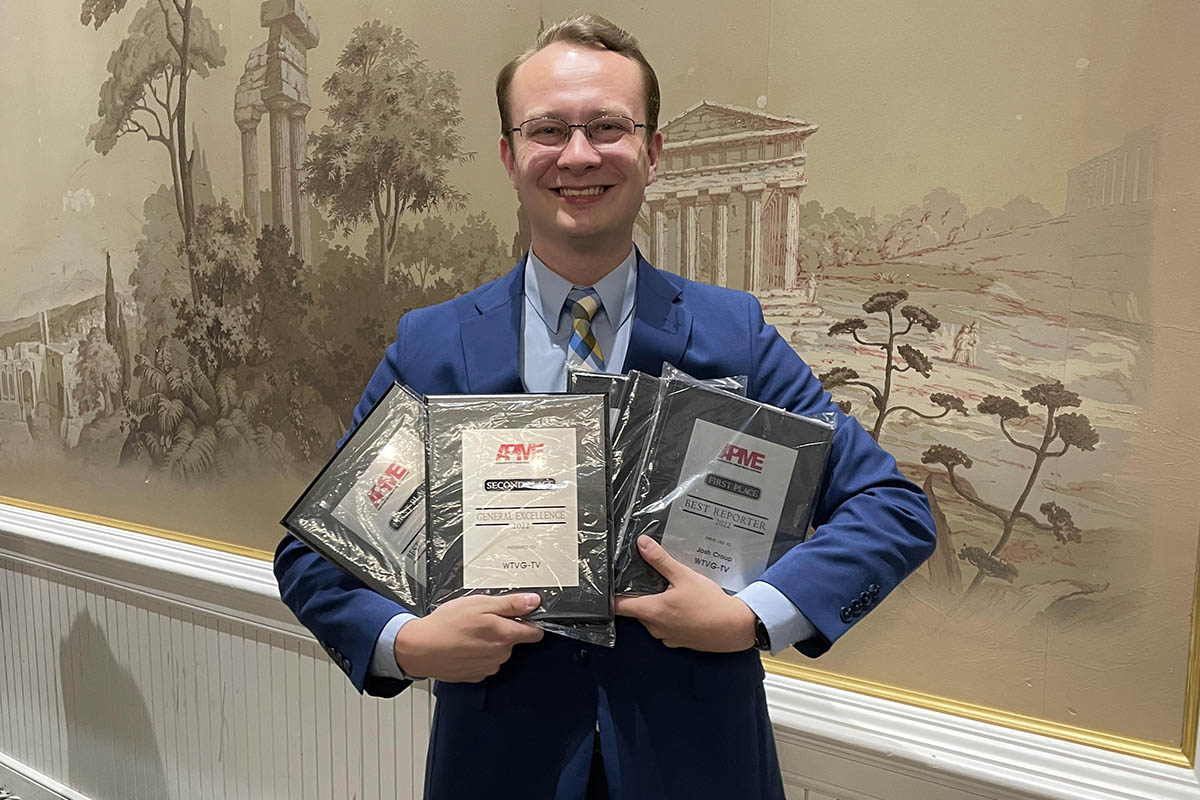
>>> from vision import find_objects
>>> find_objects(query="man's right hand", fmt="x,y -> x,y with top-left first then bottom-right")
392,593 -> 545,682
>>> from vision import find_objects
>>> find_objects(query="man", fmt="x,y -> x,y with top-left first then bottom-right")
275,15 -> 936,800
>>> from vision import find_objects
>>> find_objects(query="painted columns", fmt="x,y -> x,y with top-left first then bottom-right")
288,107 -> 311,263
652,202 -> 667,268
267,99 -> 294,236
785,187 -> 800,290
238,121 -> 261,233
240,0 -> 319,260
672,203 -> 683,277
714,195 -> 729,288
745,184 -> 765,293
683,196 -> 700,282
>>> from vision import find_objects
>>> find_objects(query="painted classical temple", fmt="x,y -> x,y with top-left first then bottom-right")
637,102 -> 818,292
234,0 -> 320,263
1065,126 -> 1159,216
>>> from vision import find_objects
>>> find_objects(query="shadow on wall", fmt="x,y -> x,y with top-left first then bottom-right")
60,610 -> 168,799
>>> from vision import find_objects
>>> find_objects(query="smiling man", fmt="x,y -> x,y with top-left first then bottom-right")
497,38 -> 661,287
275,14 -> 936,800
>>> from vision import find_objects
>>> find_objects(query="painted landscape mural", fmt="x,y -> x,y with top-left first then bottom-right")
2,0 -> 1197,753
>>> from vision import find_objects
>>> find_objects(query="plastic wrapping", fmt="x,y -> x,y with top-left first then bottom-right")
281,382 -> 428,615
605,370 -> 661,581
424,393 -> 613,636
615,374 -> 837,596
600,367 -> 750,588
565,368 -> 629,440
661,363 -> 749,399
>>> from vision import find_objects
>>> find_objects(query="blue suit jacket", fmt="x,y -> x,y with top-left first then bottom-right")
274,255 -> 936,800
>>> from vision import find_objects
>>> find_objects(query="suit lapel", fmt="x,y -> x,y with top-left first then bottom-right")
622,256 -> 693,375
461,254 -> 691,390
461,259 -> 525,394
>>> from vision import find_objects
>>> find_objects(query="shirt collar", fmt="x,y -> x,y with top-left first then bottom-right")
524,245 -> 638,335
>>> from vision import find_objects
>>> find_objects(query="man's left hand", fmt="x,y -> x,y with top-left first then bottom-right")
613,536 -> 758,652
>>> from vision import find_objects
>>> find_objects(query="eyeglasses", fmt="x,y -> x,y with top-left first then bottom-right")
508,115 -> 646,148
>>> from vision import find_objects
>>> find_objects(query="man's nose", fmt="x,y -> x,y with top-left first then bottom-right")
556,127 -> 603,170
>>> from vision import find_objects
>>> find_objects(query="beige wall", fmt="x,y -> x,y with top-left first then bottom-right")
1,0 -> 1197,754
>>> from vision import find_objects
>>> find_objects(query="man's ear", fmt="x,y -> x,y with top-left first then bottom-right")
499,135 -> 519,189
645,129 -> 664,186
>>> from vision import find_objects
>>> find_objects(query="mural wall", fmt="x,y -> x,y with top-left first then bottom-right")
2,0 -> 1197,754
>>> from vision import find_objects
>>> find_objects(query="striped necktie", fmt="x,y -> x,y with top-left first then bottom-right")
566,287 -> 605,371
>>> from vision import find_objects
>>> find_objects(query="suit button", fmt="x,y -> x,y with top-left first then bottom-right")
574,648 -> 589,665
839,606 -> 852,624
850,599 -> 863,615
859,591 -> 872,606
869,583 -> 880,597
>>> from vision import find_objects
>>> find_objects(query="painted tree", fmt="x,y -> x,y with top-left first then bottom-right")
921,380 -> 1099,594
792,201 -> 880,281
962,195 -> 1053,239
124,198 -> 322,471
449,213 -> 513,293
103,253 -> 131,394
876,188 -> 968,260
303,245 -> 395,418
300,210 -> 506,426
381,212 -> 510,292
305,21 -> 471,284
169,200 -> 315,381
172,200 -> 265,377
252,224 -> 314,367
820,290 -> 966,440
129,156 -> 216,353
83,0 -> 226,302
389,215 -> 458,290
75,327 -> 123,416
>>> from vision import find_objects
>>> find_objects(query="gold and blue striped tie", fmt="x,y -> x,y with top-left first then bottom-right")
566,287 -> 605,371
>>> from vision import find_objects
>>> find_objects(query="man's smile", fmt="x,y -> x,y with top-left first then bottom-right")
552,186 -> 611,197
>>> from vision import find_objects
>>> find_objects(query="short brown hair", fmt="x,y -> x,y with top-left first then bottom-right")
496,14 -> 661,143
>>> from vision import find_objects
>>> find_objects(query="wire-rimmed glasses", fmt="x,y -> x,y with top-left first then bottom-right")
507,115 -> 647,148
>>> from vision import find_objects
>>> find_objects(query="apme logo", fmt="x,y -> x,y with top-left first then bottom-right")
367,462 -> 408,509
495,443 -> 545,462
718,444 -> 765,472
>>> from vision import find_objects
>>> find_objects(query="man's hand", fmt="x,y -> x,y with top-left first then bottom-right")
613,536 -> 758,652
393,593 -> 545,682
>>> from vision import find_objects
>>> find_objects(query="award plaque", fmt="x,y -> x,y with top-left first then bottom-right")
606,370 -> 660,578
425,393 -> 611,624
616,376 -> 836,595
606,367 -> 751,589
566,368 -> 629,439
282,382 -> 427,614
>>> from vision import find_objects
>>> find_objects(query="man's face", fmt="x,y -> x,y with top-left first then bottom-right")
499,42 -> 663,258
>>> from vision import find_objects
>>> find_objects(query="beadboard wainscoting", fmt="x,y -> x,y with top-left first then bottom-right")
0,503 -> 431,800
2,501 -> 1200,800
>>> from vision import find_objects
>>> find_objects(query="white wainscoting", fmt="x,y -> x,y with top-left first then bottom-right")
2,500 -> 1199,800
0,503 -> 430,800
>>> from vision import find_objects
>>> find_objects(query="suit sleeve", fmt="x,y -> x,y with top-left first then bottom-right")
745,295 -> 937,657
273,314 -> 416,697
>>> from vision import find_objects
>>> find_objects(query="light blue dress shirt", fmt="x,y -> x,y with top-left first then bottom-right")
370,248 -> 816,679
519,247 -> 639,392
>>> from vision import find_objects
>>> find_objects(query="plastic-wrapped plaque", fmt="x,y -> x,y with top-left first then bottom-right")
281,382 -> 427,615
566,368 -> 629,440
616,375 -> 836,596
425,394 -> 612,627
606,370 -> 661,580
606,368 -> 751,588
